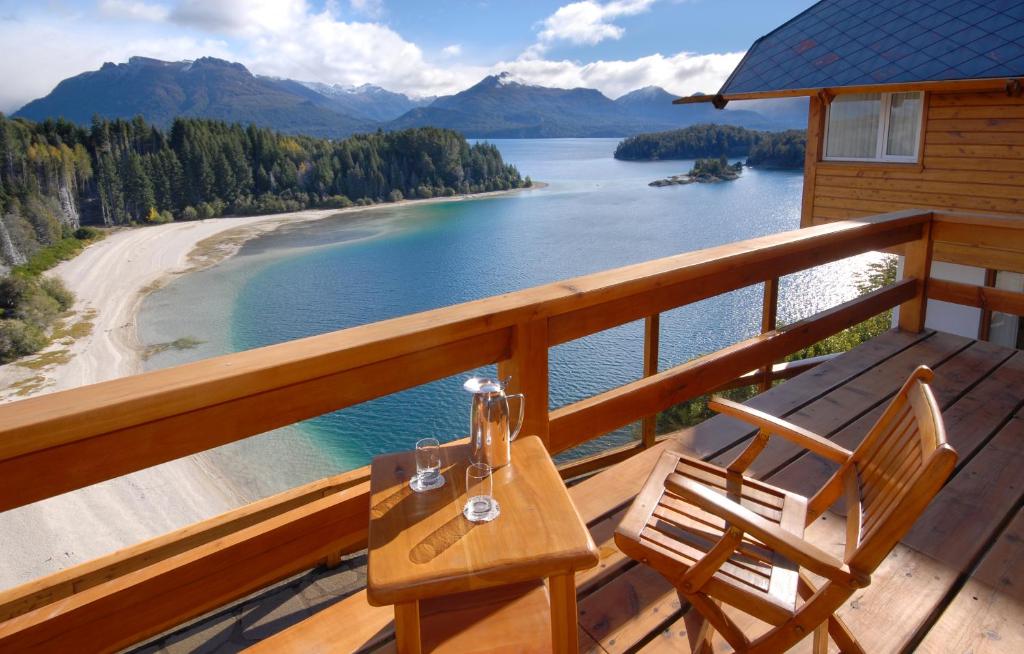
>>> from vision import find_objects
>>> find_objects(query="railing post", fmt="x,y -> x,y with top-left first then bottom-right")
899,218 -> 934,333
498,319 -> 550,449
759,278 -> 780,392
641,314 -> 660,448
978,268 -> 997,341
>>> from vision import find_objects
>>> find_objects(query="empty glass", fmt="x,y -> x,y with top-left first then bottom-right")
410,438 -> 445,492
463,462 -> 499,522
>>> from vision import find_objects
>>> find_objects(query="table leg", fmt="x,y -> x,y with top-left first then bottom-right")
549,573 -> 578,654
394,600 -> 421,654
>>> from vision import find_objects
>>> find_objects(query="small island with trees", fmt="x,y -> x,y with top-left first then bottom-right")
616,123 -> 806,170
649,155 -> 743,186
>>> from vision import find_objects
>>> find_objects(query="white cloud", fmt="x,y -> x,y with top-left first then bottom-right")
0,0 -> 741,112
529,0 -> 656,57
99,0 -> 170,22
0,15 -> 232,112
349,0 -> 384,18
495,50 -> 744,99
169,0 -> 308,35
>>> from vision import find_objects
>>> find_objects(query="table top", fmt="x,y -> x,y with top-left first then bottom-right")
365,435 -> 598,606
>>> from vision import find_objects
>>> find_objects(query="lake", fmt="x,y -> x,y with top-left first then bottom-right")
139,138 -> 878,498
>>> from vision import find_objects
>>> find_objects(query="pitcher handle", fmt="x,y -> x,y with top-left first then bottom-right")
506,393 -> 526,441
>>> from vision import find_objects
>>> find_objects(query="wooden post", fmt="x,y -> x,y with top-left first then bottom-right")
978,268 -> 998,341
641,314 -> 660,448
760,278 -> 780,392
549,573 -> 579,654
800,95 -> 826,228
394,601 -> 421,654
899,219 -> 934,333
498,319 -> 550,448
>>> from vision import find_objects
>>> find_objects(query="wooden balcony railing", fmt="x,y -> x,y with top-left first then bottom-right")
1,208 -> 1021,653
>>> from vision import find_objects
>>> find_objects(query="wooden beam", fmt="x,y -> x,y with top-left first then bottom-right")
547,211 -> 928,345
641,314 -> 660,448
0,481 -> 371,654
928,278 -> 1024,317
0,466 -> 369,622
548,280 -> 916,453
0,329 -> 510,513
0,209 -> 930,513
713,353 -> 840,393
498,319 -> 551,447
760,277 -> 780,392
899,217 -> 933,333
801,95 -> 825,228
558,441 -> 644,481
711,77 -> 1016,103
979,269 -> 998,341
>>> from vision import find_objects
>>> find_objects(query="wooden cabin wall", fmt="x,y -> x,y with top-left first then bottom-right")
801,91 -> 1024,227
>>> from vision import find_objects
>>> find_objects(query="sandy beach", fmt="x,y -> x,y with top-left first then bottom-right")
0,187 -> 541,590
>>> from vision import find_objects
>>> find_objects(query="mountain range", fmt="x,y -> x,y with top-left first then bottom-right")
14,57 -> 807,138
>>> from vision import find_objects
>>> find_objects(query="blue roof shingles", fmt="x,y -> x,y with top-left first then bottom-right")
720,0 -> 1024,95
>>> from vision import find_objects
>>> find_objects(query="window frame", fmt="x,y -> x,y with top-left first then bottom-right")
823,91 -> 924,164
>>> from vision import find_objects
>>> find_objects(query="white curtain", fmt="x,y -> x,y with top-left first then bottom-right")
886,92 -> 923,158
826,93 -> 881,159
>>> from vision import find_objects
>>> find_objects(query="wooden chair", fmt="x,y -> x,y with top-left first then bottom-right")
614,366 -> 956,653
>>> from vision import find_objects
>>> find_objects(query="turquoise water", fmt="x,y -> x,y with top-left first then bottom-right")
139,138 -> 877,496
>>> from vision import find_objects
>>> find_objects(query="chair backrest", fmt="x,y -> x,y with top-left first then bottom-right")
843,366 -> 957,572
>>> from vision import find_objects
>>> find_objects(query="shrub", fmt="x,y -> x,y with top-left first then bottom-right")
181,206 -> 198,221
0,319 -> 47,363
74,226 -> 103,240
39,276 -> 74,311
387,190 -> 404,203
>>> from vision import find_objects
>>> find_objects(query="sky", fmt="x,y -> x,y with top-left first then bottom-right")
0,0 -> 816,113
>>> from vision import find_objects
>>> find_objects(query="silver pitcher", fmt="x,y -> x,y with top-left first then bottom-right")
463,376 -> 525,468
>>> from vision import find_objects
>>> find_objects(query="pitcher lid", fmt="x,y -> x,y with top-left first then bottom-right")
463,377 -> 503,394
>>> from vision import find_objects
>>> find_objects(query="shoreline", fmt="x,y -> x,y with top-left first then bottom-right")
0,183 -> 544,590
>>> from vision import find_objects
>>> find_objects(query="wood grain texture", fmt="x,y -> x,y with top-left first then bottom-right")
549,281 -> 917,452
366,436 -> 597,606
0,481 -> 372,654
808,91 -> 1024,241
916,509 -> 1024,654
0,210 -> 929,514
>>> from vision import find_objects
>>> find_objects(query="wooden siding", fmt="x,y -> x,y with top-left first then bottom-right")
804,92 -> 1024,232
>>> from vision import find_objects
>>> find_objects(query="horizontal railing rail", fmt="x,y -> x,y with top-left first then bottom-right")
0,209 -> 931,513
0,208 -> 943,652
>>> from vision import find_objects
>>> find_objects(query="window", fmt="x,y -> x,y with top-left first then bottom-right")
824,92 -> 923,162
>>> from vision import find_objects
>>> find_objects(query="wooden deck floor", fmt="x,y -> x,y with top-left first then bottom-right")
137,328 -> 1024,653
572,328 -> 1024,653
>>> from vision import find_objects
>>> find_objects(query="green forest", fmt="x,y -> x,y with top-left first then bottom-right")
0,114 -> 525,362
0,115 -> 525,264
614,124 -> 806,169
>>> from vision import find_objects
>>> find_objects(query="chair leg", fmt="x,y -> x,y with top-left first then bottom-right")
827,614 -> 865,654
812,622 -> 829,654
686,592 -> 750,652
681,604 -> 715,654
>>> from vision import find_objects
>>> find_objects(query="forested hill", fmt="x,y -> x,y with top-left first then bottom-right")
614,124 -> 806,169
0,114 -> 525,268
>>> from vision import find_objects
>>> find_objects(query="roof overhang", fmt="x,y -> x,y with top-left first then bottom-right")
674,77 -> 1024,108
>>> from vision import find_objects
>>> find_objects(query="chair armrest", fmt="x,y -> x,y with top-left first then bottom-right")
710,397 -> 852,464
664,474 -> 869,589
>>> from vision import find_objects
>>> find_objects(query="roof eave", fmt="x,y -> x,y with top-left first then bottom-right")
677,76 -> 1022,107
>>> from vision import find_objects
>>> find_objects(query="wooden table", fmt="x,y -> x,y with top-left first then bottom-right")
366,435 -> 599,654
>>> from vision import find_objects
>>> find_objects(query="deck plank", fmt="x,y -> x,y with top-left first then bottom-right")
577,564 -> 681,653
768,340 -> 1018,499
917,508 -> 1024,653
710,330 -> 974,477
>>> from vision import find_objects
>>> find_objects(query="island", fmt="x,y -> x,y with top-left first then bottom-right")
649,156 -> 743,186
617,124 -> 806,170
